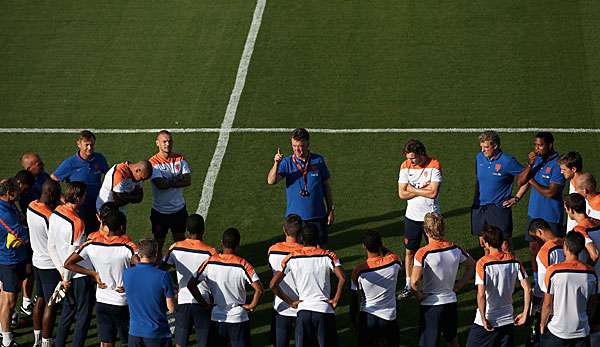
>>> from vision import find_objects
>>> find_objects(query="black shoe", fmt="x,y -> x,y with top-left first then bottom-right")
396,287 -> 413,300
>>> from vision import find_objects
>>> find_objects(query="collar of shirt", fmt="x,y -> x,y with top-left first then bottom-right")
76,151 -> 97,163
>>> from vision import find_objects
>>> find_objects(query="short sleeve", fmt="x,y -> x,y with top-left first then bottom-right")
281,254 -> 293,274
517,261 -> 527,281
328,251 -> 341,270
398,165 -> 409,184
163,272 -> 175,298
243,261 -> 260,284
53,157 -> 72,181
458,247 -> 470,263
164,246 -> 175,265
77,244 -> 90,260
550,163 -> 565,186
506,157 -> 524,177
475,260 -> 485,285
431,168 -> 442,183
181,159 -> 191,175
319,157 -> 331,182
414,249 -> 424,267
545,269 -> 554,295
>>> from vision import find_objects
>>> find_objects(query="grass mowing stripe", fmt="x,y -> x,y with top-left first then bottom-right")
196,0 -> 267,218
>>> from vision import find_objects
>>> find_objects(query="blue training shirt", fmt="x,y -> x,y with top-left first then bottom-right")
0,200 -> 29,265
53,152 -> 109,211
19,171 -> 51,213
475,151 -> 524,206
123,263 -> 174,339
277,153 -> 331,221
528,152 -> 565,223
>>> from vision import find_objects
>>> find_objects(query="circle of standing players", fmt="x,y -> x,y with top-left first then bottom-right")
0,128 -> 599,347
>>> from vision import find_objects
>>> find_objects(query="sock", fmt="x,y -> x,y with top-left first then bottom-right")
405,277 -> 411,288
22,297 -> 32,308
2,331 -> 13,346
34,330 -> 41,344
42,338 -> 54,347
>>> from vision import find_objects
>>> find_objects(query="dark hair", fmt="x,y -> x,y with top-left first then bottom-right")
40,180 -> 61,208
535,131 -> 554,145
104,211 -> 126,235
564,193 -> 587,214
291,128 -> 310,142
558,152 -> 583,171
284,214 -> 303,238
78,130 -> 96,142
565,232 -> 585,256
15,170 -> 35,187
301,224 -> 319,246
137,239 -> 158,259
403,139 -> 427,156
363,230 -> 383,253
187,214 -> 205,235
527,218 -> 552,236
63,182 -> 86,204
481,224 -> 504,249
0,178 -> 19,196
98,202 -> 118,223
222,228 -> 241,249
157,129 -> 172,138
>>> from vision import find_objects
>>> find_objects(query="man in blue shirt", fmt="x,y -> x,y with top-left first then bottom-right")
124,239 -> 175,347
267,128 -> 335,246
471,131 -> 526,251
19,152 -> 51,213
52,130 -> 109,233
516,132 -> 565,282
0,178 -> 29,347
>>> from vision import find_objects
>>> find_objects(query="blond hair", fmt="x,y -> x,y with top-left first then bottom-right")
423,212 -> 445,240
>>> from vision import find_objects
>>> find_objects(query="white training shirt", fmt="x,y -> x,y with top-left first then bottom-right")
96,162 -> 143,212
281,246 -> 342,314
268,241 -> 303,317
535,238 -> 565,297
164,239 -> 217,305
77,235 -> 137,306
196,253 -> 260,323
398,158 -> 442,222
350,252 -> 402,321
27,200 -> 55,269
566,181 -> 578,232
149,153 -> 191,214
587,195 -> 600,220
47,205 -> 90,278
545,260 -> 598,339
474,252 -> 527,328
414,240 -> 470,306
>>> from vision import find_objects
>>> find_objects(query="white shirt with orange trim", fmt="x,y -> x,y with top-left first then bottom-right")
414,240 -> 470,306
268,241 -> 303,317
474,252 -> 527,327
149,153 -> 191,214
587,227 -> 600,291
535,238 -> 565,297
350,252 -> 402,321
196,253 -> 260,323
77,235 -> 137,306
96,163 -> 143,212
398,158 -> 442,222
545,260 -> 598,339
27,200 -> 55,269
47,205 -> 90,278
281,246 -> 342,314
164,239 -> 217,305
586,195 -> 600,220
572,219 -> 599,264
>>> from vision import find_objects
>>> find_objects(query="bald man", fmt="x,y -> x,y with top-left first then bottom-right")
575,173 -> 600,220
96,161 -> 152,215
20,152 -> 51,213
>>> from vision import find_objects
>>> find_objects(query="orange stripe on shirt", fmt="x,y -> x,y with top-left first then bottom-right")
545,260 -> 595,290
414,239 -> 461,264
400,157 -> 442,170
268,241 -> 303,255
538,239 -> 564,268
588,194 -> 600,211
203,253 -> 256,282
149,153 -> 186,166
112,162 -> 133,189
28,200 -> 53,220
54,205 -> 85,244
476,251 -> 524,283
352,252 -> 401,283
281,246 -> 340,270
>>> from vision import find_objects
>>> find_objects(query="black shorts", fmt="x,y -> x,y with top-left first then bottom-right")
540,330 -> 590,347
128,335 -> 172,347
466,323 -> 514,347
525,217 -> 565,242
418,303 -> 458,347
0,263 -> 27,292
358,312 -> 399,347
175,303 -> 211,347
34,267 -> 61,302
96,302 -> 129,343
404,218 -> 425,251
209,320 -> 251,347
296,310 -> 337,347
151,207 -> 187,239
471,204 -> 513,239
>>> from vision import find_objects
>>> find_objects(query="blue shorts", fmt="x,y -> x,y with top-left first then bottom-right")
128,335 -> 172,347
296,310 -> 337,347
404,218 -> 425,251
471,204 -> 513,239
418,303 -> 457,347
271,311 -> 295,347
96,302 -> 129,343
358,312 -> 399,347
175,303 -> 210,347
466,323 -> 514,347
525,217 -> 564,242
209,320 -> 251,347
34,267 -> 61,302
151,207 -> 188,239
540,330 -> 590,347
0,263 -> 27,293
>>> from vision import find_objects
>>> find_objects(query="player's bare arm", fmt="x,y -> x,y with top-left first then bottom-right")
267,148 -> 284,185
242,280 -> 263,312
270,271 -> 300,308
539,293 -> 553,334
514,277 -> 531,326
328,265 -> 346,309
476,284 -> 493,331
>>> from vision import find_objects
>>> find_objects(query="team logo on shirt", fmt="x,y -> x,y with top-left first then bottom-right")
424,171 -> 429,178
175,163 -> 181,171
495,164 -> 501,172
545,167 -> 551,174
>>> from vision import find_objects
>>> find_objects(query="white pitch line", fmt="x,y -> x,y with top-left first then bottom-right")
195,0 -> 267,218
1,127 -> 600,134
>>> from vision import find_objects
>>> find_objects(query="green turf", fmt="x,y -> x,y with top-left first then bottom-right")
2,0 -> 600,346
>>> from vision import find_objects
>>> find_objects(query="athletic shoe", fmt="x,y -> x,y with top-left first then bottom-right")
1,340 -> 18,347
18,303 -> 32,317
396,287 -> 413,301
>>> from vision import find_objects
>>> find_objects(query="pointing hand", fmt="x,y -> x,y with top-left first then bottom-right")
274,148 -> 284,163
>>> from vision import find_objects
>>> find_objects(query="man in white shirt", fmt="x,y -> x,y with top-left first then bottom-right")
397,139 -> 442,299
558,152 -> 584,231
